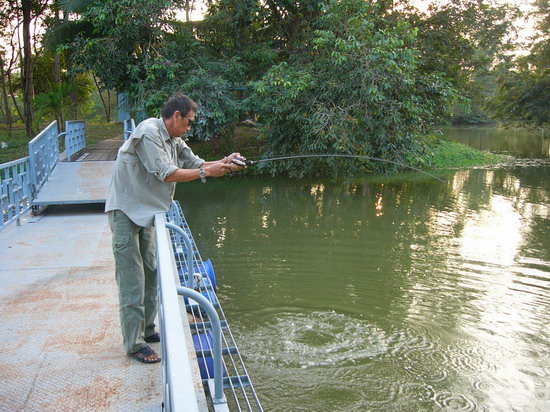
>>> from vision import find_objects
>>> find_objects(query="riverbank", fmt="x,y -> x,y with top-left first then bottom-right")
1,122 -> 506,171
423,139 -> 504,169
191,126 -> 507,172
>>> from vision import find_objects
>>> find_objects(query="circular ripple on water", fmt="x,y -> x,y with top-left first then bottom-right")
402,351 -> 449,383
434,391 -> 478,411
386,325 -> 440,357
472,379 -> 505,393
388,327 -> 449,383
394,383 -> 438,412
447,340 -> 499,375
237,310 -> 390,368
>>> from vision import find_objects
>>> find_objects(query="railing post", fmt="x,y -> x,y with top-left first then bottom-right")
124,118 -> 136,141
165,222 -> 195,289
176,286 -> 227,407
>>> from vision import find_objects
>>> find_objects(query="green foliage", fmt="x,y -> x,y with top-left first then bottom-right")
487,70 -> 549,127
65,0 -> 174,91
487,0 -> 550,128
30,50 -> 95,125
424,140 -> 503,169
407,1 -> 518,89
62,0 -> 244,141
126,24 -> 246,141
395,0 -> 519,124
247,0 -> 458,178
34,82 -> 77,125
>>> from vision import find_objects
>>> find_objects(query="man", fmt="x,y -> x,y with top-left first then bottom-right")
105,93 -> 243,363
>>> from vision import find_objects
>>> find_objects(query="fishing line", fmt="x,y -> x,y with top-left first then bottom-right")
237,154 -> 445,182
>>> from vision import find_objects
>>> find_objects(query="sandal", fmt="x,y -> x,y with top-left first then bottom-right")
145,332 -> 161,343
129,345 -> 161,364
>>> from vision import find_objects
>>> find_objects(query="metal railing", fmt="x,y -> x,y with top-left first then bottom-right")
28,121 -> 59,193
64,121 -> 87,161
177,286 -> 227,408
166,201 -> 263,412
155,212 -> 203,412
0,157 -> 33,228
124,118 -> 136,141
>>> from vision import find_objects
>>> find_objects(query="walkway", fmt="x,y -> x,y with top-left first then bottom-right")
0,204 -> 163,411
67,136 -> 123,162
32,136 -> 122,206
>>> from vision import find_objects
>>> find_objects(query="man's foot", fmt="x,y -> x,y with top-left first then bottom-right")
145,332 -> 160,343
129,345 -> 161,364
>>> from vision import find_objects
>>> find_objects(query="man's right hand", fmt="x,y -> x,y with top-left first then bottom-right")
203,162 -> 239,177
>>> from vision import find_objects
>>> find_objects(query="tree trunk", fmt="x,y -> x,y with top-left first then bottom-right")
22,0 -> 35,138
0,56 -> 14,137
93,73 -> 112,122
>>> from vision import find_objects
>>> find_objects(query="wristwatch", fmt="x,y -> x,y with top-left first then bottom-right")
199,168 -> 207,183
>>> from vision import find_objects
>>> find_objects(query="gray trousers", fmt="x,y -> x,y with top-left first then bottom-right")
108,210 -> 158,354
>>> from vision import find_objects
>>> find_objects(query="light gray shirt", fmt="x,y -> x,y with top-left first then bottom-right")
105,117 -> 204,227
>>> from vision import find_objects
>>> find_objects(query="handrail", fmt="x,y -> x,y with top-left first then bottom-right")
155,213 -> 201,412
165,222 -> 195,289
176,286 -> 227,407
0,157 -> 32,228
124,118 -> 136,141
65,121 -> 86,161
28,121 -> 59,193
166,201 -> 264,411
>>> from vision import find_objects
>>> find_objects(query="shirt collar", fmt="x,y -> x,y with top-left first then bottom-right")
157,118 -> 171,142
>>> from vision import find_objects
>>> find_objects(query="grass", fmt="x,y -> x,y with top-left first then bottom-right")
426,140 -> 505,169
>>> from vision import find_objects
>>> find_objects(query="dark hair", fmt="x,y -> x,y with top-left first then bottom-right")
160,93 -> 198,119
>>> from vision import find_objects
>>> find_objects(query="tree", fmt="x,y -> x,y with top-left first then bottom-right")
487,0 -> 549,130
200,0 -> 324,82
60,0 -> 244,140
248,0 -> 457,178
391,0 -> 519,123
0,0 -> 53,137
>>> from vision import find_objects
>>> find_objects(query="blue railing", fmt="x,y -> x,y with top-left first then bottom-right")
124,118 -> 135,141
2,119 -> 89,229
0,157 -> 33,228
154,212 -> 204,412
64,121 -> 86,161
166,201 -> 263,412
28,121 -> 59,193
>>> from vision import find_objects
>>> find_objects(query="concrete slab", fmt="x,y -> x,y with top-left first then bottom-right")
32,162 -> 114,206
0,205 -> 163,411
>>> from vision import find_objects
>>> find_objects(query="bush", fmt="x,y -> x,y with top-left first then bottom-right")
247,0 -> 457,179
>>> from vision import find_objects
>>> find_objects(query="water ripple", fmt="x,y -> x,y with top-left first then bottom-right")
434,391 -> 477,411
243,311 -> 389,368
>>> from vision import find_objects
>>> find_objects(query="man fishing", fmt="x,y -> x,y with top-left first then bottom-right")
105,92 -> 244,363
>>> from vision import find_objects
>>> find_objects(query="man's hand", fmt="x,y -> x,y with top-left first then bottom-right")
203,162 -> 238,177
225,153 -> 247,168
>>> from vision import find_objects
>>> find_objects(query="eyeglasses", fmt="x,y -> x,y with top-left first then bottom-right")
179,113 -> 194,128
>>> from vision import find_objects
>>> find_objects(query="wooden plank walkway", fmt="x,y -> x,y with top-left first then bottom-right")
67,136 -> 123,162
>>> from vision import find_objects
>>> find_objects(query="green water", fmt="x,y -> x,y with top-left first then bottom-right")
175,128 -> 550,411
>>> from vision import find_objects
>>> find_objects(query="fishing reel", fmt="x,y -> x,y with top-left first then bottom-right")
231,156 -> 254,167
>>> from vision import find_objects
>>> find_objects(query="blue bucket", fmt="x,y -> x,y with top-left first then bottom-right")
203,259 -> 217,290
192,332 -> 227,379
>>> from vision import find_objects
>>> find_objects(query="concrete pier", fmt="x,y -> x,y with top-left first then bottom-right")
0,204 -> 163,411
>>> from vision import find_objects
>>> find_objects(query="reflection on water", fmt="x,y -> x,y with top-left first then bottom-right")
176,159 -> 550,411
443,126 -> 550,158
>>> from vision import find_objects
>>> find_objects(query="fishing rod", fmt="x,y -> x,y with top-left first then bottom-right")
232,154 -> 445,182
